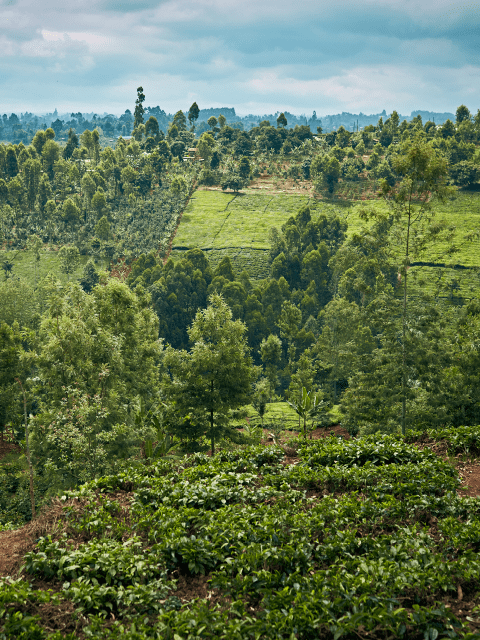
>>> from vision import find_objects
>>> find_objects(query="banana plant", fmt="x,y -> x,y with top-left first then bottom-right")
135,400 -> 178,462
288,387 -> 325,440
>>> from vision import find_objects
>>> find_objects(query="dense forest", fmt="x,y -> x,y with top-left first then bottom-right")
2,93 -> 480,638
2,91 -> 480,480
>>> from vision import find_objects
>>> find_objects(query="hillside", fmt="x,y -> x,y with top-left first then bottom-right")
2,429 -> 480,638
171,190 -> 316,278
170,185 -> 480,298
2,113 -> 480,639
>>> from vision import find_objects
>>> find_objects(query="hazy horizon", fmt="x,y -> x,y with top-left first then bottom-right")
1,107 -> 457,119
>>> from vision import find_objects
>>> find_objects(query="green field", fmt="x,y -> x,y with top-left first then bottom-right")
174,190 -> 480,268
343,190 -> 480,267
169,189 -> 480,288
341,190 -> 480,300
173,190 -> 314,251
409,265 -> 480,300
0,249 -> 108,285
240,401 -> 301,429
170,190 -> 341,278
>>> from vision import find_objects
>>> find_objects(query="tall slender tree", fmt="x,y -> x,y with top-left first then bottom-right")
365,136 -> 456,433
134,86 -> 146,130
188,102 -> 200,131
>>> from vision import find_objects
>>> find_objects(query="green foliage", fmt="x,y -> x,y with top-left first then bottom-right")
0,322 -> 32,438
313,155 -> 341,194
163,294 -> 258,453
238,156 -> 251,179
3,435 -> 480,638
79,258 -> 99,293
260,334 -> 282,395
252,377 -> 270,425
94,215 -> 110,241
405,424 -> 480,455
300,433 -> 436,467
187,102 -> 200,129
58,244 -> 80,280
450,160 -> 479,188
221,173 -> 246,193
32,279 -> 162,486
287,386 -> 321,439
38,388 -> 143,487
146,249 -> 212,350
268,204 -> 346,312
133,86 -> 145,130
314,296 -> 374,401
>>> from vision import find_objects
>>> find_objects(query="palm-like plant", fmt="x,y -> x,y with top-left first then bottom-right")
288,387 -> 326,439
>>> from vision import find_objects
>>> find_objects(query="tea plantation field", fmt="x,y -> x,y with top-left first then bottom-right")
343,190 -> 480,267
2,429 -> 480,638
344,190 -> 480,300
170,188 -> 480,297
170,190 -> 319,278
0,249 -> 108,285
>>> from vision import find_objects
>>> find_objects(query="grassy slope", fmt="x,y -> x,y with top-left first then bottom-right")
171,190 -> 314,278
171,188 -> 480,296
0,249 -> 108,285
343,190 -> 480,267
343,190 -> 480,299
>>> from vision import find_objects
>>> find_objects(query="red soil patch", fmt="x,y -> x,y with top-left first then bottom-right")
270,423 -> 350,444
172,571 -> 230,609
413,437 -> 480,498
456,460 -> 480,498
109,257 -> 132,281
304,423 -> 351,440
0,497 -> 81,578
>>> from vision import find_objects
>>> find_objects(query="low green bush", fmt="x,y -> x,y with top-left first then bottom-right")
2,438 -> 480,638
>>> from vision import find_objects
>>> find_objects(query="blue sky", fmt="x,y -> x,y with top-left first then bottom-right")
1,0 -> 479,116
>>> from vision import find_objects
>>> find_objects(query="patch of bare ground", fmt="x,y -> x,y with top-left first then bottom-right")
0,499 -> 69,578
198,176 -> 314,196
0,490 -> 135,579
456,460 -> 480,497
247,174 -> 314,195
172,571 -> 232,611
412,435 -> 480,498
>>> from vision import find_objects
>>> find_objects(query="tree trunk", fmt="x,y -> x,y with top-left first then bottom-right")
210,380 -> 215,456
16,379 -> 35,519
401,207 -> 412,436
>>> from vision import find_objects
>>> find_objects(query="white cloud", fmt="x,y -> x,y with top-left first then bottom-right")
0,35 -> 16,56
246,63 -> 480,114
1,0 -> 480,114
40,29 -> 114,52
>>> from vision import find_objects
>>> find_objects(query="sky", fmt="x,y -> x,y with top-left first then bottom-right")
1,0 -> 480,117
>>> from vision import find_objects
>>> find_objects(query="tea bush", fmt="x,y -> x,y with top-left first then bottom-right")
2,437 -> 480,638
